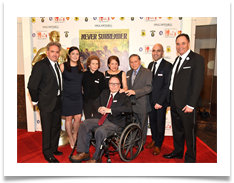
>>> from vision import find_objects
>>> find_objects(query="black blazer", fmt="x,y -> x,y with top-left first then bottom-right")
82,68 -> 104,102
148,59 -> 172,107
27,57 -> 61,112
171,50 -> 205,109
92,89 -> 132,128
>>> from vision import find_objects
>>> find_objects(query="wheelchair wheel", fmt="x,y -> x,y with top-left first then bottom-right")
118,123 -> 143,162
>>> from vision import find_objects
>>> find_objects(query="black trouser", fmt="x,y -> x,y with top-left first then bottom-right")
40,96 -> 62,158
83,98 -> 99,119
148,102 -> 166,147
170,92 -> 197,163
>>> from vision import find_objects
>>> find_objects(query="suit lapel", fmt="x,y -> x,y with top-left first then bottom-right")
155,59 -> 165,76
177,50 -> 193,75
46,57 -> 59,87
128,69 -> 133,88
133,66 -> 143,87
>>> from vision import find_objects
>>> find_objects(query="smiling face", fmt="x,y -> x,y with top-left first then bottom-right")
109,77 -> 121,93
176,36 -> 190,56
89,59 -> 99,73
152,44 -> 164,61
69,49 -> 79,62
129,56 -> 141,70
108,59 -> 119,72
46,45 -> 60,62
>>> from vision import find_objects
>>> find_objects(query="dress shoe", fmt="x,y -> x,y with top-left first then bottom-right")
153,146 -> 161,155
163,152 -> 183,159
53,150 -> 63,155
45,156 -> 59,163
86,158 -> 102,163
71,152 -> 90,163
146,141 -> 155,149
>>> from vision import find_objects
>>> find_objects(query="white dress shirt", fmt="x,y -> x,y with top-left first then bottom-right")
169,50 -> 194,109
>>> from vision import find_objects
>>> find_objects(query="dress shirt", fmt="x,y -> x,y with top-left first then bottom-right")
32,58 -> 62,105
131,64 -> 141,78
151,58 -> 162,75
169,50 -> 194,109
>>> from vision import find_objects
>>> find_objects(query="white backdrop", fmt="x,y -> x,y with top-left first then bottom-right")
29,17 -> 182,135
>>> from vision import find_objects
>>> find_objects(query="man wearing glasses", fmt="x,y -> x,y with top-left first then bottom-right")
71,76 -> 132,163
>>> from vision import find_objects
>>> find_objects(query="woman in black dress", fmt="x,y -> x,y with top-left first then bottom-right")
103,55 -> 128,93
59,46 -> 84,149
82,55 -> 104,119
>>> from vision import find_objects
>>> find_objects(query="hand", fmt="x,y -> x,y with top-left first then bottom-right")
119,89 -> 125,93
182,106 -> 194,113
98,107 -> 106,115
154,103 -> 162,110
125,90 -> 135,96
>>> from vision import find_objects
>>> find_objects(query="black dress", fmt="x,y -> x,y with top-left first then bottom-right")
62,62 -> 83,116
103,70 -> 123,89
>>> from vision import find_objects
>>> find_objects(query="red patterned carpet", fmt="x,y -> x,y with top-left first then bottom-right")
17,129 -> 217,163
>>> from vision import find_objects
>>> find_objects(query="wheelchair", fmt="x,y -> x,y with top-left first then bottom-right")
69,111 -> 143,163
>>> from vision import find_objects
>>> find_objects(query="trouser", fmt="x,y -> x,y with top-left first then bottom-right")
170,92 -> 197,163
134,112 -> 149,145
76,118 -> 118,160
148,103 -> 166,147
40,95 -> 62,158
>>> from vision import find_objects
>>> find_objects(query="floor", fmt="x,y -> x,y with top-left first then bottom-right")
17,121 -> 217,153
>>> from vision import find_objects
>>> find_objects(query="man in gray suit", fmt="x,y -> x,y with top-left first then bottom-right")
125,54 -> 152,146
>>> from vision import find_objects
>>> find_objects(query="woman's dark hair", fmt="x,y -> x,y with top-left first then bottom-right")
107,55 -> 120,69
66,46 -> 83,73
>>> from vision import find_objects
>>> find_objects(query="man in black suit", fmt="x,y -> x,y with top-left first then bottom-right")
28,42 -> 63,163
146,44 -> 172,155
70,76 -> 132,163
163,33 -> 205,163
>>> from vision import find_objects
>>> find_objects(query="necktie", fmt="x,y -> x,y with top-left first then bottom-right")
152,62 -> 157,78
54,62 -> 62,92
98,94 -> 113,125
172,57 -> 182,90
132,70 -> 137,86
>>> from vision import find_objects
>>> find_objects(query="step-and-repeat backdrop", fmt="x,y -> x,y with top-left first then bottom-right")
30,17 -> 182,136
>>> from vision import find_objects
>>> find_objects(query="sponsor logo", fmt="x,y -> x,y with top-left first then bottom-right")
111,17 -> 115,20
131,17 -> 134,21
141,30 -> 146,37
166,123 -> 171,129
74,17 -> 79,21
32,33 -> 36,37
31,17 -> 36,23
120,17 -> 125,20
165,28 -> 177,38
66,17 -> 70,20
150,30 -> 156,37
159,17 -> 162,19
93,17 -> 97,20
33,47 -> 37,54
85,17 -> 88,22
146,17 -> 157,21
37,31 -> 48,39
167,17 -> 172,20
40,17 -> 45,22
166,46 -> 171,53
37,120 -> 40,124
139,47 -> 143,52
178,30 -> 182,35
179,17 -> 182,20
159,31 -> 163,35
164,56 -> 171,60
49,17 -> 53,21
99,17 -> 110,22
144,45 -> 154,54
140,17 -> 143,19
55,17 -> 65,23
64,31 -> 69,38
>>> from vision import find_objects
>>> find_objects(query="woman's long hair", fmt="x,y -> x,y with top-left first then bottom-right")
66,46 -> 83,73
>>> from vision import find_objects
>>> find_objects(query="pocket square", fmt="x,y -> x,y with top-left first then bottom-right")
183,66 -> 191,69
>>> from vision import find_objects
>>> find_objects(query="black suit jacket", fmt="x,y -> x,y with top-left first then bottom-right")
93,89 -> 132,128
27,57 -> 62,112
148,59 -> 172,107
171,50 -> 205,109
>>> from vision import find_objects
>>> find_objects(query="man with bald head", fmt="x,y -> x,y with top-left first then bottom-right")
146,44 -> 172,155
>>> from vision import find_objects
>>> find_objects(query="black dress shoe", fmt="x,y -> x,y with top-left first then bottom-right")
45,156 -> 59,163
163,152 -> 183,159
53,150 -> 63,155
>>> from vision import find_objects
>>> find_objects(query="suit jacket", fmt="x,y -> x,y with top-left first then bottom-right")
92,89 -> 132,128
171,50 -> 205,109
126,66 -> 152,113
148,59 -> 172,107
27,57 -> 62,112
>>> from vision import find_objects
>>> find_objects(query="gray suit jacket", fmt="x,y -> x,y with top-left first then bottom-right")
126,65 -> 152,113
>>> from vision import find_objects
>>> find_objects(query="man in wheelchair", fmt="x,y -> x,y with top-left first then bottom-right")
70,76 -> 132,163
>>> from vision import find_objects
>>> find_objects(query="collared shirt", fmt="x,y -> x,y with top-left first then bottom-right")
169,49 -> 190,90
151,58 -> 162,75
131,64 -> 141,78
48,57 -> 63,96
169,49 -> 194,109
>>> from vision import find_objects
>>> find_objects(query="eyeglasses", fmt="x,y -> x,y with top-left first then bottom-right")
109,83 -> 120,86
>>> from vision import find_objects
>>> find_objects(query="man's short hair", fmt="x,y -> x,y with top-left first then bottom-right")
46,42 -> 61,51
129,54 -> 141,61
109,76 -> 121,85
176,33 -> 190,42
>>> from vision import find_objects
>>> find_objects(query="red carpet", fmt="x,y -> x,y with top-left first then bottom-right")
17,129 -> 217,163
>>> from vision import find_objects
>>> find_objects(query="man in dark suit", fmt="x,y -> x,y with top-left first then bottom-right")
28,42 -> 63,163
147,44 -> 172,155
125,54 -> 152,147
70,76 -> 132,163
163,33 -> 205,163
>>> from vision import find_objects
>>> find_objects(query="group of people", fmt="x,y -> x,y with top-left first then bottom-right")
27,33 -> 204,163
